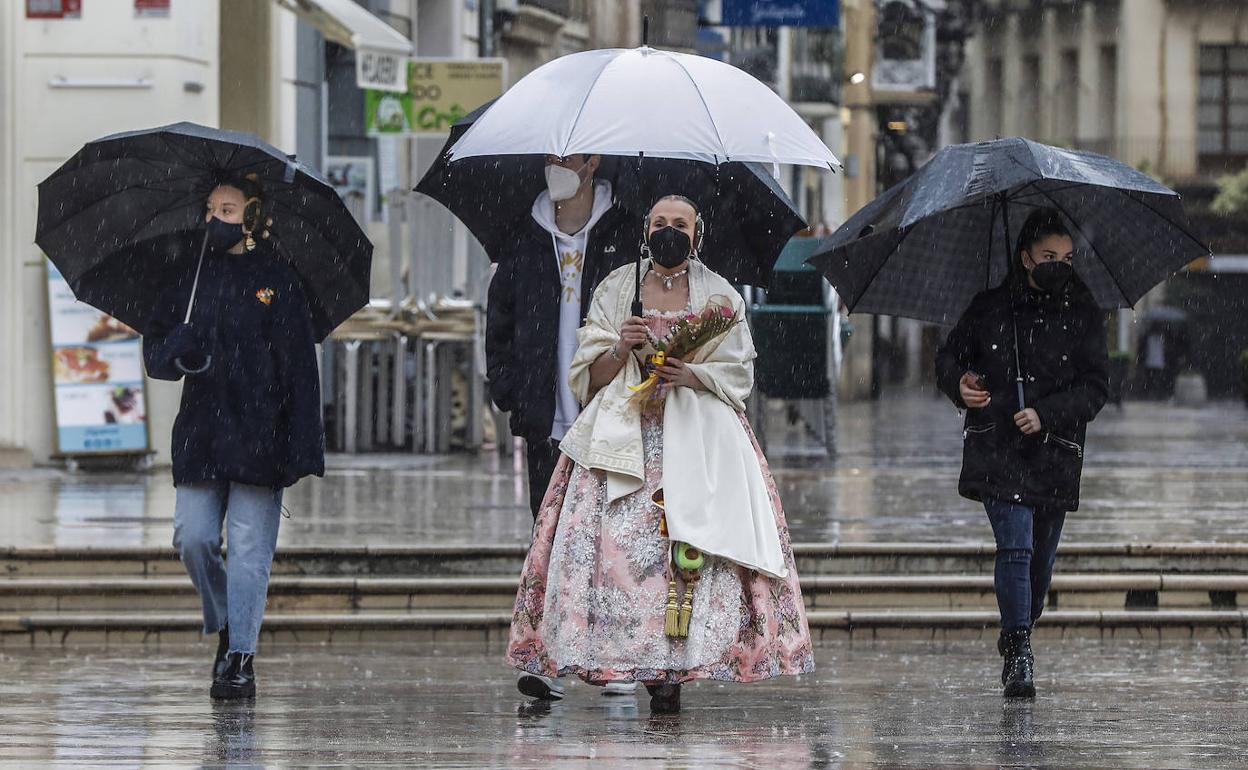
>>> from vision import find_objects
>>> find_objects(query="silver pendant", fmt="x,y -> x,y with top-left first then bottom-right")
655,267 -> 688,291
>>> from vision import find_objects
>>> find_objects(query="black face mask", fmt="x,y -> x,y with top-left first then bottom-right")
206,216 -> 245,252
1029,260 -> 1073,293
648,226 -> 691,269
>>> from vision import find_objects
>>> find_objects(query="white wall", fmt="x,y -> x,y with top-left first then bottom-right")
0,0 -> 219,465
0,3 -> 21,455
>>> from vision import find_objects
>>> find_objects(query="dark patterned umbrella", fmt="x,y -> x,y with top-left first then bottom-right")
807,137 -> 1211,325
36,122 -> 373,340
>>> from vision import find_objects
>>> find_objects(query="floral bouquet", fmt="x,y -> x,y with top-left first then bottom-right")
629,294 -> 740,405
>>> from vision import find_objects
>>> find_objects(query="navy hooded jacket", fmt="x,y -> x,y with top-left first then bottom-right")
143,242 -> 325,489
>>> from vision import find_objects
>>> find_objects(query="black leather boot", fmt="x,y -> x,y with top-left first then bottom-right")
212,628 -> 230,681
998,627 -> 1036,698
645,683 -> 681,713
211,652 -> 256,700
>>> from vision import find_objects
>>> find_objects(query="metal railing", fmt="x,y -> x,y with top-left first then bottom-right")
322,191 -> 492,456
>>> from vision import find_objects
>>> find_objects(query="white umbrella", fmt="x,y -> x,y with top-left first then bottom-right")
447,46 -> 840,170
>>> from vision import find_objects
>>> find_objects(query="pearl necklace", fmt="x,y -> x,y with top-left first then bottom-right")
649,267 -> 689,291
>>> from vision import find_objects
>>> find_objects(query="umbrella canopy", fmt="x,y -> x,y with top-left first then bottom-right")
447,46 -> 840,170
415,102 -> 808,287
36,122 -> 373,340
807,137 -> 1211,326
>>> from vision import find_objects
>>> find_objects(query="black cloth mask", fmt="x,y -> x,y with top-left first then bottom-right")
648,226 -> 691,269
1030,260 -> 1073,293
206,216 -> 245,252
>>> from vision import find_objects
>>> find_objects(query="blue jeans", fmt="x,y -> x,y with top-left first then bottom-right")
174,481 -> 283,654
984,500 -> 1066,631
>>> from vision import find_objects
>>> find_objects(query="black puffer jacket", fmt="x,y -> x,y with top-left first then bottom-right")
936,278 -> 1109,511
485,206 -> 633,441
143,243 -> 325,489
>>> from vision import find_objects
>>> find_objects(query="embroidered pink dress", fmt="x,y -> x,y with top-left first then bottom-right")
507,309 -> 814,685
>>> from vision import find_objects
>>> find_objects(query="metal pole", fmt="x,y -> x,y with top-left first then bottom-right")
182,228 -> 211,324
633,152 -> 645,319
1002,197 -> 1026,411
479,0 -> 495,58
388,189 -> 403,316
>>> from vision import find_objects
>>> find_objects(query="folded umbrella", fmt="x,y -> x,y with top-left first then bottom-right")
36,121 -> 373,340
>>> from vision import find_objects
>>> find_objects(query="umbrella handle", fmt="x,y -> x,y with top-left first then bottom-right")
632,151 -> 645,324
183,227 -> 211,325
175,354 -> 212,375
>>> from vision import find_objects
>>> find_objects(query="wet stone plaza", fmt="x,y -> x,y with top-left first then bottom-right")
1,639 -> 1247,768
2,394 -> 1246,549
1,393 -> 1247,767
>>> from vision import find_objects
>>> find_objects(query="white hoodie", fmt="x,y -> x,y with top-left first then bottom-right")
530,180 -> 615,441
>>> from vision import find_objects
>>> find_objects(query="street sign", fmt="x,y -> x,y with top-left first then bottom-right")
365,58 -> 506,136
356,48 -> 406,93
721,0 -> 839,27
873,0 -> 936,92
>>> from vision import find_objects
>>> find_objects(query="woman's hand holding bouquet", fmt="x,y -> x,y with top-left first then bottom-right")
629,296 -> 740,405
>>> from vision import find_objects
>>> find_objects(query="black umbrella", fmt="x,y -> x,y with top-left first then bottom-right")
36,122 -> 373,341
414,102 -> 807,288
807,137 -> 1211,327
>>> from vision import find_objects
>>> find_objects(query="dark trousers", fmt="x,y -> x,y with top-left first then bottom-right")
525,438 -> 562,520
984,499 -> 1067,631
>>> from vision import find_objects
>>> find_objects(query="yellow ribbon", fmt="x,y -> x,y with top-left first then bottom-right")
628,350 -> 666,399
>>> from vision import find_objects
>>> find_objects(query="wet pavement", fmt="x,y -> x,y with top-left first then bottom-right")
0,638 -> 1245,767
2,392 -> 1246,548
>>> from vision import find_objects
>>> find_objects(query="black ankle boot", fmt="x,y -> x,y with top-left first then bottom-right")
212,628 -> 230,680
645,683 -> 681,713
998,627 -> 1036,698
211,652 -> 256,700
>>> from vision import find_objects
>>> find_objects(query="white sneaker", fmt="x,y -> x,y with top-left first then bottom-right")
517,674 -> 565,701
601,681 -> 637,696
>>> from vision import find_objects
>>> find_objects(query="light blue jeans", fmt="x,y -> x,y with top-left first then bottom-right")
174,481 -> 283,654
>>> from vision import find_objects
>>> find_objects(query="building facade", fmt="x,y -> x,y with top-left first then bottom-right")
0,0 -> 648,467
963,0 -> 1248,395
965,0 -> 1248,184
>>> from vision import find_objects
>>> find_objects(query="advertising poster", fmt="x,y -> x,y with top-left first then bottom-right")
46,261 -> 149,455
364,58 -> 505,136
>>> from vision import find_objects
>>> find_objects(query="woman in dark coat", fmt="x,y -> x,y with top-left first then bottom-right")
143,176 -> 324,700
935,207 -> 1109,698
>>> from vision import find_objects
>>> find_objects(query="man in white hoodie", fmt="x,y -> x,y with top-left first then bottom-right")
487,154 -> 634,701
486,154 -> 632,519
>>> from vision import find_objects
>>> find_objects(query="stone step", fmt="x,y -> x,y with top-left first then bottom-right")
1,573 -> 1243,613
5,543 -> 1248,578
2,609 -> 1245,648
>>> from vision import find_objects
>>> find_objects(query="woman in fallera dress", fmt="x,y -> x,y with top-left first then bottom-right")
506,195 -> 814,713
